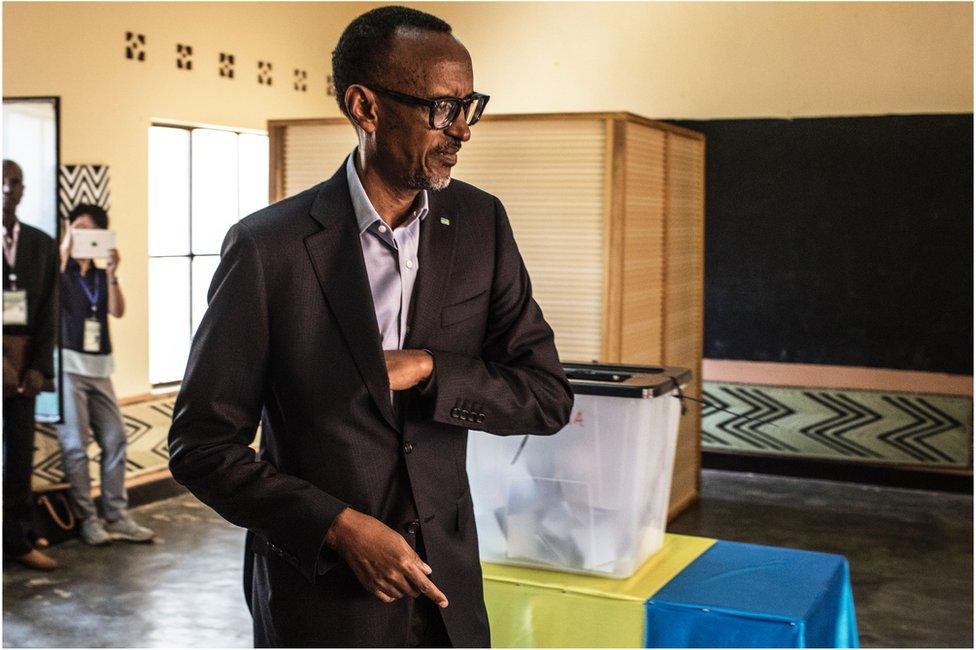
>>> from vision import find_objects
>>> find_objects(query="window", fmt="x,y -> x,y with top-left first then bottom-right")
3,96 -> 62,421
147,125 -> 268,385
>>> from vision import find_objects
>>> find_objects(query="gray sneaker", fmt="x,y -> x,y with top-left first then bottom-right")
79,517 -> 111,546
105,516 -> 155,543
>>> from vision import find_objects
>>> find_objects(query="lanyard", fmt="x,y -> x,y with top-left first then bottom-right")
2,221 -> 20,287
78,266 -> 100,315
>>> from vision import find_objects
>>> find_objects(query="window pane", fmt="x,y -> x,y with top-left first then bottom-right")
3,100 -> 58,239
191,255 -> 220,335
192,129 -> 238,255
148,257 -> 191,384
238,133 -> 270,219
148,126 -> 191,256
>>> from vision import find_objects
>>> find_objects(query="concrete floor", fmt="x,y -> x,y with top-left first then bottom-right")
3,469 -> 972,648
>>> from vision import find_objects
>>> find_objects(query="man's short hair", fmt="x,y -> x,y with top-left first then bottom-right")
67,203 -> 109,229
331,6 -> 452,117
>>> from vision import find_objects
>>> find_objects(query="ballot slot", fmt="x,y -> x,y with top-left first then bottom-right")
467,362 -> 691,579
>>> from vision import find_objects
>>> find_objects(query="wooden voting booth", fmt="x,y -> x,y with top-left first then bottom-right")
269,112 -> 705,517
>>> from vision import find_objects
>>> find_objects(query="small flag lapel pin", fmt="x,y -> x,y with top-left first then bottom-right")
440,217 -> 451,226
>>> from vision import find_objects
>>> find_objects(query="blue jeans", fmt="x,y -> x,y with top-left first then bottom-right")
56,372 -> 128,521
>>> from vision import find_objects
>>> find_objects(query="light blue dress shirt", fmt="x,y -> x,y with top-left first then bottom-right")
345,151 -> 429,356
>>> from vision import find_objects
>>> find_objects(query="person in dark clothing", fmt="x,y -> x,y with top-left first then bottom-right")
168,7 -> 572,647
3,158 -> 59,571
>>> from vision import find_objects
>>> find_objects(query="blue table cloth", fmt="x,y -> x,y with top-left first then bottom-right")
645,541 -> 859,648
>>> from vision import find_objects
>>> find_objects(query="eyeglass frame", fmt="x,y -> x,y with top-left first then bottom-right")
366,84 -> 490,130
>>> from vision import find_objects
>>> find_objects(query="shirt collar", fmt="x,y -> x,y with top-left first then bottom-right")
2,220 -> 20,239
345,151 -> 429,235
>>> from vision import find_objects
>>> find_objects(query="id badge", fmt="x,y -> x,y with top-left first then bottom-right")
3,290 -> 28,325
83,318 -> 102,352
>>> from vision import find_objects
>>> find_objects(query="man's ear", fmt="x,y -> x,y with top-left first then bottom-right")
345,85 -> 378,135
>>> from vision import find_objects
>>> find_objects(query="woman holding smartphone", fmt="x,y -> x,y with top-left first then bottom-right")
58,204 -> 153,545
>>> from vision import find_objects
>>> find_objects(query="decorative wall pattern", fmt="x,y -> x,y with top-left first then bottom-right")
30,382 -> 968,493
294,68 -> 307,92
176,43 -> 193,70
700,381 -> 972,468
120,30 -> 321,90
257,60 -> 273,86
124,31 -> 146,61
219,52 -> 235,78
58,164 -> 110,219
32,396 -> 176,491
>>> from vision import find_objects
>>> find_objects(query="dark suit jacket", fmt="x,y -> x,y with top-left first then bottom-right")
3,221 -> 58,381
168,165 -> 573,647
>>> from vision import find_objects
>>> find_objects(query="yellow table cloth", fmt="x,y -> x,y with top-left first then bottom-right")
482,534 -> 717,647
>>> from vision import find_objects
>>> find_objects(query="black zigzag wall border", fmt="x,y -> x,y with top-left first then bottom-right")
700,381 -> 973,468
58,165 -> 110,219
31,395 -> 261,491
31,395 -> 176,491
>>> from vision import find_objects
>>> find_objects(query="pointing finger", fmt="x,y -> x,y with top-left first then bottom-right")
406,563 -> 448,608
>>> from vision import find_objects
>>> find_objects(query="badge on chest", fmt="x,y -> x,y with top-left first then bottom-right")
83,318 -> 102,352
3,289 -> 28,325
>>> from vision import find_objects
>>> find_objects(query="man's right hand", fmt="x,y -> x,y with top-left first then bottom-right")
324,507 -> 449,608
59,219 -> 73,270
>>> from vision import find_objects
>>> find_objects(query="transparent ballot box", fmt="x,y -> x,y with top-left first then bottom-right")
466,363 -> 691,578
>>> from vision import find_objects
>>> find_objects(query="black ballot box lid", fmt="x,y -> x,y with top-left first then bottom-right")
561,362 -> 692,399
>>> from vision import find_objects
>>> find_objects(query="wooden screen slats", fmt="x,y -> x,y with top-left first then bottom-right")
452,119 -> 607,363
283,124 -> 356,198
663,133 -> 706,509
620,122 -> 667,365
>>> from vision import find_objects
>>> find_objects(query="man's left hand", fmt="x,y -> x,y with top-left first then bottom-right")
17,369 -> 46,397
384,349 -> 433,391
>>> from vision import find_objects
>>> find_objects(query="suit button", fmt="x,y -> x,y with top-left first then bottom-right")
477,413 -> 486,423
406,520 -> 419,534
451,407 -> 461,419
461,409 -> 470,420
403,441 -> 414,454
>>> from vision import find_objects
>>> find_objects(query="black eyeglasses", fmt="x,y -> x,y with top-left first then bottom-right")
369,85 -> 490,130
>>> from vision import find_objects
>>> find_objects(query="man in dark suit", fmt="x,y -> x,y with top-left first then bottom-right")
3,159 -> 59,571
168,6 -> 572,647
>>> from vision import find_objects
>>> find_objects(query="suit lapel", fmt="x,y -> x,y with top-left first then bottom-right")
404,191 -> 458,350
304,167 -> 399,432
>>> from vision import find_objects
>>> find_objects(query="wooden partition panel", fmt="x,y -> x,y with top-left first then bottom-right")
662,133 -> 706,513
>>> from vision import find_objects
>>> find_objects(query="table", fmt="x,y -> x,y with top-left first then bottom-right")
482,534 -> 858,648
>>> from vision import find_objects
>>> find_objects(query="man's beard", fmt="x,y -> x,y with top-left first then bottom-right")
406,138 -> 462,192
406,172 -> 451,192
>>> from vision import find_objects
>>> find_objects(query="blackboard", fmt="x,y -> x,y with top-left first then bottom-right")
671,115 -> 973,375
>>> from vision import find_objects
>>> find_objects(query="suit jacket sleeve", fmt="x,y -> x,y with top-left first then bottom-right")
417,196 -> 573,436
29,232 -> 57,379
168,222 -> 348,584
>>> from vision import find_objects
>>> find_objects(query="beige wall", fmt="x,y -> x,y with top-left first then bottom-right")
4,1 -> 971,397
427,1 -> 973,119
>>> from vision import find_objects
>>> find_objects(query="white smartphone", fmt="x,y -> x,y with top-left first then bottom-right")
71,229 -> 117,260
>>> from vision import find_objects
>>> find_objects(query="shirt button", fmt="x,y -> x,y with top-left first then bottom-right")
378,224 -> 387,233
403,441 -> 414,454
405,259 -> 414,269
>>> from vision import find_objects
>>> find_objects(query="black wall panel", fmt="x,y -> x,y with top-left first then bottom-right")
672,115 -> 973,374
